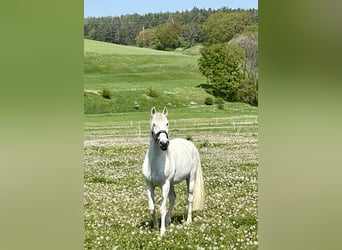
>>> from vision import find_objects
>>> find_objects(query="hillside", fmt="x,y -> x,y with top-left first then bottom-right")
84,39 -> 210,113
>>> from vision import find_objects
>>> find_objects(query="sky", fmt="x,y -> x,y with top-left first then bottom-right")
84,0 -> 258,17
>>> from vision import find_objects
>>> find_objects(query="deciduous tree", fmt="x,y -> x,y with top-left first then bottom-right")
135,28 -> 156,48
155,22 -> 182,50
202,12 -> 252,45
198,43 -> 246,102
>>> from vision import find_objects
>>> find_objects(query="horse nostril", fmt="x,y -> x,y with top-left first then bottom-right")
159,140 -> 169,151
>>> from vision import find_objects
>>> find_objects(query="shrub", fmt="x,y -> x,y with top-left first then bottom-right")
199,140 -> 211,148
198,43 -> 246,103
133,101 -> 140,110
204,97 -> 214,105
238,73 -> 258,106
146,86 -> 159,98
102,88 -> 111,99
216,97 -> 225,110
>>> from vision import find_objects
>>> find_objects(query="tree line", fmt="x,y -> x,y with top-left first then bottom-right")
84,7 -> 258,106
84,7 -> 257,47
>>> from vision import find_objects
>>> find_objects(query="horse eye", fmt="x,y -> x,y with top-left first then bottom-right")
166,123 -> 169,126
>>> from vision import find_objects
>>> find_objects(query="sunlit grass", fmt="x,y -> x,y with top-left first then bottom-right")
84,39 -> 209,113
84,117 -> 258,249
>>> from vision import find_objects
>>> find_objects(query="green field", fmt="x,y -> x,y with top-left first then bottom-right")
84,39 -> 211,113
84,39 -> 258,249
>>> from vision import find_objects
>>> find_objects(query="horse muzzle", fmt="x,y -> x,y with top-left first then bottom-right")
159,140 -> 169,151
153,130 -> 169,151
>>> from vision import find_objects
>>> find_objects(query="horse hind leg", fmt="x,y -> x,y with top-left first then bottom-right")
166,185 -> 176,225
186,177 -> 195,224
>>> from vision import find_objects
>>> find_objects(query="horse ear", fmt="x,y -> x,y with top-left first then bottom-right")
162,106 -> 168,116
151,107 -> 157,116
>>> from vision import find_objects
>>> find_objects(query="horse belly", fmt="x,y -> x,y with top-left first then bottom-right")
168,138 -> 196,184
168,152 -> 191,184
172,161 -> 191,183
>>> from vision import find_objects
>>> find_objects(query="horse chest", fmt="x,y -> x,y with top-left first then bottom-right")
150,163 -> 167,182
147,156 -> 173,184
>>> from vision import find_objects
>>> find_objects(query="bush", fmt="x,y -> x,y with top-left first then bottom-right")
102,88 -> 111,99
198,43 -> 246,103
133,101 -> 140,110
146,86 -> 159,98
204,97 -> 214,105
216,97 -> 225,110
238,72 -> 258,106
199,140 -> 211,148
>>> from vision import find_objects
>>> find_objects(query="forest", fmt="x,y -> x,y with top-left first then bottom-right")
84,7 -> 257,47
84,7 -> 258,105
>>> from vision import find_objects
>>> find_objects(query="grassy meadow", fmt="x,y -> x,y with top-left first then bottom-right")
84,39 -> 258,249
84,39 -> 209,113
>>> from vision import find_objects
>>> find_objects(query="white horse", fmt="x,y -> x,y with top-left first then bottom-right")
142,107 -> 205,236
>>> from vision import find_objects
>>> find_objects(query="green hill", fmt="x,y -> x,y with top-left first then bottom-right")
84,39 -> 209,113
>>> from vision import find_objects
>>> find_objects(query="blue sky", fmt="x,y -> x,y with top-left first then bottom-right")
84,0 -> 258,17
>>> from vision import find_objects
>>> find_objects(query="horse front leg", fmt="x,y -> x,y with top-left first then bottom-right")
160,180 -> 170,237
145,182 -> 158,230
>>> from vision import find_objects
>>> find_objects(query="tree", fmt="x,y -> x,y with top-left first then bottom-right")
198,42 -> 246,102
232,25 -> 258,105
202,12 -> 252,45
234,25 -> 258,74
154,22 -> 182,50
181,22 -> 202,47
238,71 -> 258,106
135,28 -> 156,48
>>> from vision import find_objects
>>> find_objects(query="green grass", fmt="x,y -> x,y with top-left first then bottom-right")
84,122 -> 258,249
84,39 -> 210,113
84,109 -> 258,249
84,105 -> 257,143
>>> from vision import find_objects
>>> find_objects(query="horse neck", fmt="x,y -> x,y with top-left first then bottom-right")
148,136 -> 166,160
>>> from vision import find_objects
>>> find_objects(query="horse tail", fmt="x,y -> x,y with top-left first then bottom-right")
192,157 -> 205,211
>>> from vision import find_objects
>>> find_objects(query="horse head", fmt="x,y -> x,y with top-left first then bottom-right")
150,107 -> 169,151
